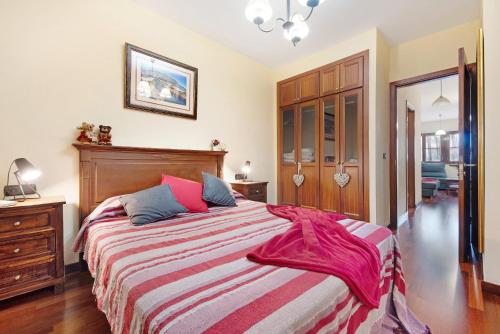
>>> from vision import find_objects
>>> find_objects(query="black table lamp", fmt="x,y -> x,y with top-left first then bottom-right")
4,158 -> 41,201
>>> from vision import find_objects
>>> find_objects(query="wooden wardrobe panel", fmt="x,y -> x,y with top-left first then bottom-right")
297,100 -> 319,209
321,65 -> 340,96
280,166 -> 297,205
276,51 -> 368,220
320,167 -> 341,212
298,166 -> 319,209
298,72 -> 319,101
341,165 -> 362,219
339,88 -> 364,220
278,105 -> 298,205
319,95 -> 340,212
340,57 -> 363,91
279,80 -> 298,106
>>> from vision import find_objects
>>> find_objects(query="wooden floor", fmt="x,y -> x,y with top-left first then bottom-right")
399,192 -> 500,334
0,192 -> 499,334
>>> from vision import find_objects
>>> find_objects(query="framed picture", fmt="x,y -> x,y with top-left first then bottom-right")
125,43 -> 198,119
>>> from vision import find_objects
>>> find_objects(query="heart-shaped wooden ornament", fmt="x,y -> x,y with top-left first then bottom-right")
334,172 -> 350,188
293,174 -> 305,187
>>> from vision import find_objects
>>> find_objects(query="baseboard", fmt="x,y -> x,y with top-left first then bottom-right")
398,212 -> 408,226
482,280 -> 500,296
64,262 -> 82,274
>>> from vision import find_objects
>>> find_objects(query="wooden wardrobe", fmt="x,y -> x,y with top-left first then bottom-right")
277,51 -> 369,221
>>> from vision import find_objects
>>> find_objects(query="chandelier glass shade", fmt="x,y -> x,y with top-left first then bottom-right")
245,0 -> 326,46
245,0 -> 273,25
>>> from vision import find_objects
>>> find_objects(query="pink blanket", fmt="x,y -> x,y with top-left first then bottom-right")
247,205 -> 382,309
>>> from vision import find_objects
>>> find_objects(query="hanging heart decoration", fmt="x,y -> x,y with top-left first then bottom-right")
293,174 -> 305,187
334,172 -> 350,188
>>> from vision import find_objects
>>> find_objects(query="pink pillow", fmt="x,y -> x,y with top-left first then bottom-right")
161,175 -> 208,213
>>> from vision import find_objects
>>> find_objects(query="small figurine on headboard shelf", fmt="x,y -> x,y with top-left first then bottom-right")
76,122 -> 95,144
98,125 -> 112,146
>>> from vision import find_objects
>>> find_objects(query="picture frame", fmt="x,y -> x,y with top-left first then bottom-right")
125,43 -> 198,120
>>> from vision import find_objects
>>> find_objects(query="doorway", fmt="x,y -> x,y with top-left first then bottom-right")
389,51 -> 479,263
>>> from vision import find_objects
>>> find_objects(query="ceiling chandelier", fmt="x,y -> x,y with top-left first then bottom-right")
245,0 -> 326,46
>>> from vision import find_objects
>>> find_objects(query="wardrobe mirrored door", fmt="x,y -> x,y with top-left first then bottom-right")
320,95 -> 341,212
340,88 -> 364,219
279,105 -> 298,205
298,100 -> 319,208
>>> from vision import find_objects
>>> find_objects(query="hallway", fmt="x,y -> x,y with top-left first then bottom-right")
398,193 -> 500,333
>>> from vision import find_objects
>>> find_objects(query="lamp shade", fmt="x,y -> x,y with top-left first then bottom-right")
283,14 -> 309,44
432,80 -> 451,107
14,158 -> 41,182
432,95 -> 451,107
242,161 -> 251,174
298,0 -> 325,8
245,0 -> 272,25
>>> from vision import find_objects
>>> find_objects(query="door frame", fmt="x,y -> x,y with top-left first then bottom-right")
388,67 -> 459,229
406,105 -> 416,210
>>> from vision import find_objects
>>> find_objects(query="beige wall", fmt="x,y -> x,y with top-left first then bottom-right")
390,20 -> 480,82
482,0 -> 500,285
0,0 -> 275,265
374,31 -> 391,227
273,29 -> 391,226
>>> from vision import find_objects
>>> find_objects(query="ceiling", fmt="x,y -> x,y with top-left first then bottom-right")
135,0 -> 480,67
406,75 -> 459,122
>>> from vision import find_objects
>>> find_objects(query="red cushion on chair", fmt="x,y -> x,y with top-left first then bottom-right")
161,175 -> 208,213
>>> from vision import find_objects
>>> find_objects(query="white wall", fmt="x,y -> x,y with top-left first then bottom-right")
482,0 -> 500,285
421,119 -> 459,133
0,0 -> 275,265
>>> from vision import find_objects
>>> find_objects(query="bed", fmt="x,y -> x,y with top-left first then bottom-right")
73,144 -> 423,334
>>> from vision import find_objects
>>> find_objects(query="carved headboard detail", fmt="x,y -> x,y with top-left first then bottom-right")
73,144 -> 226,223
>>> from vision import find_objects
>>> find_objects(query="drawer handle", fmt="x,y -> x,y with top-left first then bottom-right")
14,274 -> 21,281
13,221 -> 21,227
13,248 -> 20,254
255,189 -> 260,193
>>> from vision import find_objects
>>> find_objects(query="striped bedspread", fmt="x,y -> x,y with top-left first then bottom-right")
78,198 -> 409,334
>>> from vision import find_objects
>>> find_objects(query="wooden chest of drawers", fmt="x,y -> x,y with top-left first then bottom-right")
230,181 -> 268,203
0,197 -> 65,300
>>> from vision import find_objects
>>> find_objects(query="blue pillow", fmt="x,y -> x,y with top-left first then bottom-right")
202,172 -> 236,207
119,184 -> 187,225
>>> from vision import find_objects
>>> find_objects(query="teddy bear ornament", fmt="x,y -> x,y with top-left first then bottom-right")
98,125 -> 112,146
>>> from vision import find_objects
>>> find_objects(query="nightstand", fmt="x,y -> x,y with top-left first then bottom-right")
0,196 -> 65,300
230,181 -> 268,203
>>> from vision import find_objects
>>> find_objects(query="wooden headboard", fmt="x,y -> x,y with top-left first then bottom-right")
73,144 -> 226,222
